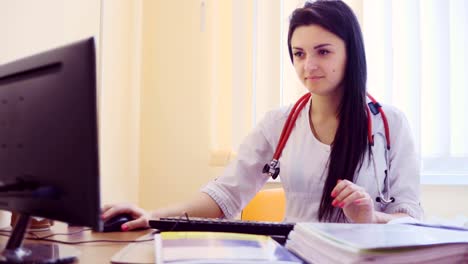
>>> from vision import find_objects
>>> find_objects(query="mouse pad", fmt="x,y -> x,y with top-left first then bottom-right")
111,234 -> 154,264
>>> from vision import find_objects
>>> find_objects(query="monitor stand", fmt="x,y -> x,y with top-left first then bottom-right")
0,213 -> 79,264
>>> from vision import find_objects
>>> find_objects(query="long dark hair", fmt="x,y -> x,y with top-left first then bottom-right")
287,0 -> 368,222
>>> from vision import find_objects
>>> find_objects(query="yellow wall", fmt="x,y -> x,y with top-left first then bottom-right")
99,0 -> 141,205
138,0 -> 225,209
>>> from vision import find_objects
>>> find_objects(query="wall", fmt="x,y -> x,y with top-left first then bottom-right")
421,185 -> 468,219
99,0 -> 141,206
0,0 -> 100,63
138,0 -> 226,209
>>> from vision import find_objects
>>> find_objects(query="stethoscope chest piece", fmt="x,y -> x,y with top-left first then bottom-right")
263,159 -> 280,179
376,196 -> 395,204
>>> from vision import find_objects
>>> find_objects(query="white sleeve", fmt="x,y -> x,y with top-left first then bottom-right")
200,111 -> 279,219
383,108 -> 424,220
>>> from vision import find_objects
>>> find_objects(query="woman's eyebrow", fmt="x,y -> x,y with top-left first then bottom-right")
292,44 -> 332,50
314,43 -> 332,49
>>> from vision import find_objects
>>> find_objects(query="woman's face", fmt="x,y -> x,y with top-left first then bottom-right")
290,25 -> 347,97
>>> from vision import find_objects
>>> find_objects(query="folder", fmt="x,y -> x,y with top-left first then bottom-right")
112,231 -> 303,264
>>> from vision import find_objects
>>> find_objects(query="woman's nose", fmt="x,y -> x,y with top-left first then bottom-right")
304,56 -> 318,71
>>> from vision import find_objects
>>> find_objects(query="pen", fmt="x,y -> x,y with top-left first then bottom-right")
406,223 -> 468,232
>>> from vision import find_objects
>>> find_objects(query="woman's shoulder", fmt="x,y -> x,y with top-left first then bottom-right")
255,104 -> 296,142
377,103 -> 414,143
259,104 -> 293,126
379,103 -> 408,125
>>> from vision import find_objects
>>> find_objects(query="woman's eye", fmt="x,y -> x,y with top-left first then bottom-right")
318,49 -> 330,55
293,51 -> 304,58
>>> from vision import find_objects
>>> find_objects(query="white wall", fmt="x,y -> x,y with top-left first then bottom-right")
0,0 -> 100,63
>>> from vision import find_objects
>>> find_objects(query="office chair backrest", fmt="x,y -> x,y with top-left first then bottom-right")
241,188 -> 286,222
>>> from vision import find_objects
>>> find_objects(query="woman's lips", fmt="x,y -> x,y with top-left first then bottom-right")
306,76 -> 324,81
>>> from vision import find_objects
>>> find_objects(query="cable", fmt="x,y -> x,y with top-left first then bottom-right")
0,227 -> 155,245
26,236 -> 154,245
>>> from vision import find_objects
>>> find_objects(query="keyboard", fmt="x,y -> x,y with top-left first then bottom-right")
149,217 -> 295,237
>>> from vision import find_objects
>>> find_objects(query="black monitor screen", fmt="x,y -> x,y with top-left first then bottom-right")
0,38 -> 101,231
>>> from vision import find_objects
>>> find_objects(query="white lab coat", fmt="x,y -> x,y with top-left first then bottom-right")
201,98 -> 423,222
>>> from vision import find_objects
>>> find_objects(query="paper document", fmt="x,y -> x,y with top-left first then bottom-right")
286,223 -> 468,264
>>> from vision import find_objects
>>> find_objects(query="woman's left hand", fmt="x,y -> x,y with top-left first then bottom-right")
331,179 -> 376,223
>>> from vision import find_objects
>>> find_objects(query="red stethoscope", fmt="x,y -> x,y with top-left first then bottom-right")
262,93 -> 395,205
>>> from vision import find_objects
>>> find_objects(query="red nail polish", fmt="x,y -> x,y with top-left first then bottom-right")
331,191 -> 336,197
339,202 -> 345,208
121,225 -> 128,231
332,200 -> 337,206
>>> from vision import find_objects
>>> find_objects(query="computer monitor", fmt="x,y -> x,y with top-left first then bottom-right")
0,37 -> 101,263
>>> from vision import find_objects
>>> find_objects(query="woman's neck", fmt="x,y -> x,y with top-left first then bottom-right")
308,92 -> 342,145
310,92 -> 341,121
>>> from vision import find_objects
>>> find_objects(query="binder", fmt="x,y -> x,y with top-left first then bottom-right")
156,232 -> 303,263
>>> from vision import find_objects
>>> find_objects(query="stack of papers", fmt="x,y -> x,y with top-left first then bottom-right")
285,223 -> 468,264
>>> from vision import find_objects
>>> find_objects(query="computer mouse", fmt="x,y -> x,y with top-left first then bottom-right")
102,213 -> 133,232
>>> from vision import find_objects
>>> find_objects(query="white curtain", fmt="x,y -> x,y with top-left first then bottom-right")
362,0 -> 468,178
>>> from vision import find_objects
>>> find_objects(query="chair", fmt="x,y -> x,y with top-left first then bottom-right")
241,188 -> 286,222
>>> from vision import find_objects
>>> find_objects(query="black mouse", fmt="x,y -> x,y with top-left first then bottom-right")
102,213 -> 133,232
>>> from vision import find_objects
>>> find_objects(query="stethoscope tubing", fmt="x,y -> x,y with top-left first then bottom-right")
263,92 -> 395,205
274,93 -> 311,159
367,93 -> 391,149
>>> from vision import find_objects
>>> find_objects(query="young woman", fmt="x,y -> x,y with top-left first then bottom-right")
102,0 -> 423,231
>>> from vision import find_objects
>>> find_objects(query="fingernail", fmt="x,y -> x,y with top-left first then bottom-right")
331,191 -> 336,197
339,202 -> 345,208
121,225 -> 128,231
332,200 -> 338,206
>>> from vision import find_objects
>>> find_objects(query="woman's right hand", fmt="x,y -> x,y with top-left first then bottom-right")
101,203 -> 151,231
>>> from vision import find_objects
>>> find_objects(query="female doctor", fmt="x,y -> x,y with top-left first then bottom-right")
102,0 -> 423,230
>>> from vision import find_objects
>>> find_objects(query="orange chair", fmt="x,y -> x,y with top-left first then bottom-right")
241,188 -> 286,222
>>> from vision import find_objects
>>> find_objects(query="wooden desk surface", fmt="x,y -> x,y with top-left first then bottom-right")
0,222 -> 153,263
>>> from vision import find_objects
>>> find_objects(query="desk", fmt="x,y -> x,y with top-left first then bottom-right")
0,222 -> 152,263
